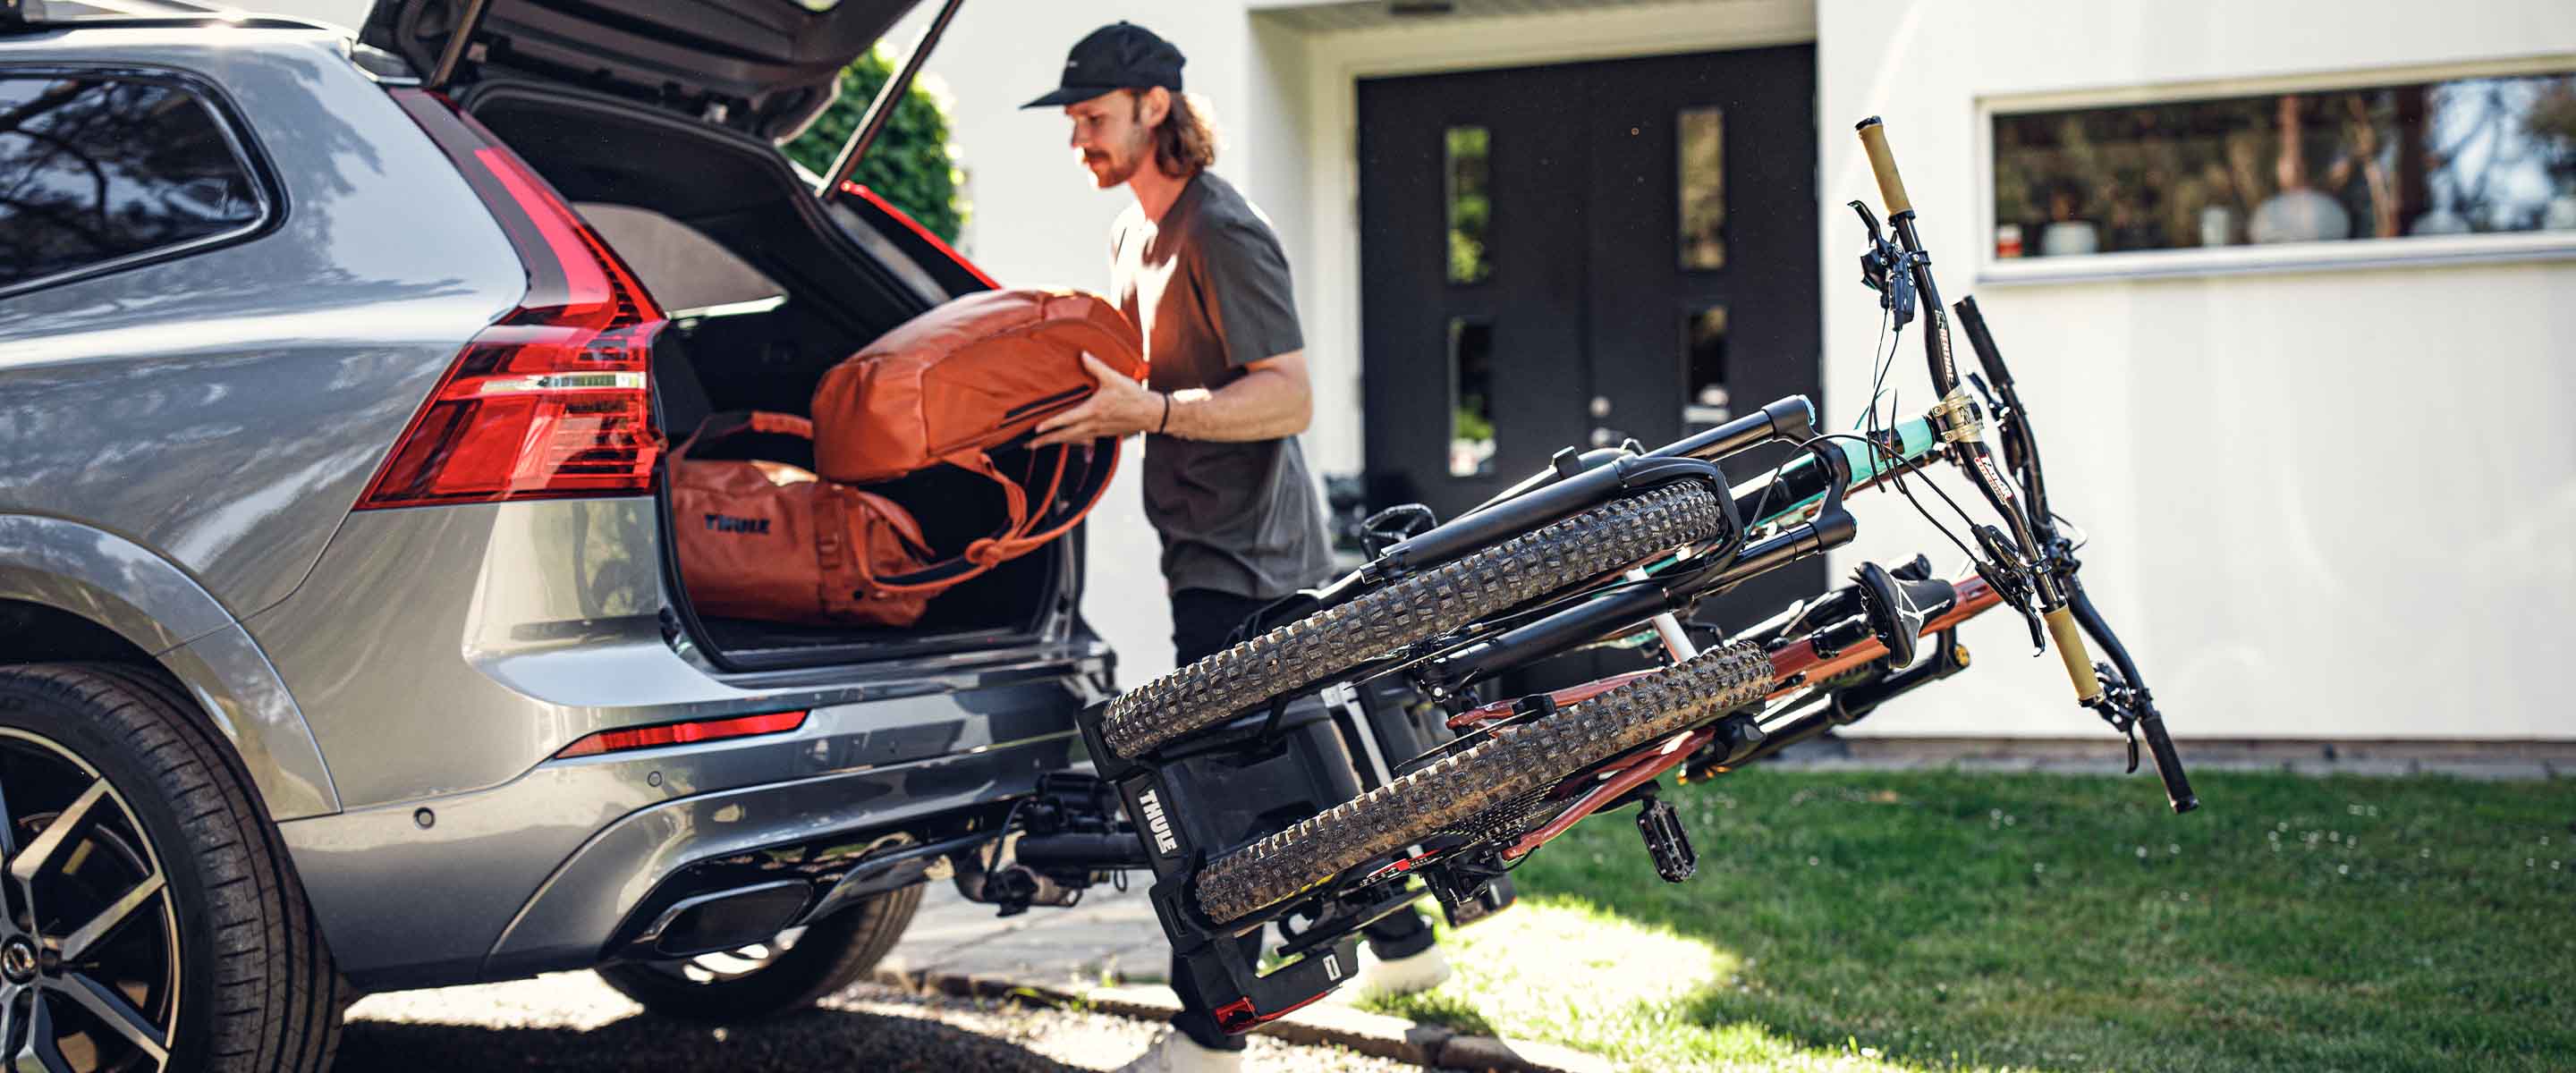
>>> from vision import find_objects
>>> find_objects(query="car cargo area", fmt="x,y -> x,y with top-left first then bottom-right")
462,82 -> 1071,669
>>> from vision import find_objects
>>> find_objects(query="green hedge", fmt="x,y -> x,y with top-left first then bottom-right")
783,46 -> 967,243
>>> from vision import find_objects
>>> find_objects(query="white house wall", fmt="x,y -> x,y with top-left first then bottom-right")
1818,0 -> 2576,739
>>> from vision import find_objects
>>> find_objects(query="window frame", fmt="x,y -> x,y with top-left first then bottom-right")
1975,54 -> 2576,287
0,63 -> 286,301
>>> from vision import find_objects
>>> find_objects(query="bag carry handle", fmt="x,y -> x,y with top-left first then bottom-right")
674,410 -> 815,460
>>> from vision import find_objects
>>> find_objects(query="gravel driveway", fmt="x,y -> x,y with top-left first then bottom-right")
340,972 -> 1423,1072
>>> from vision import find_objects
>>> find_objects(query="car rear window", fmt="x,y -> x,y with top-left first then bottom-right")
0,72 -> 268,293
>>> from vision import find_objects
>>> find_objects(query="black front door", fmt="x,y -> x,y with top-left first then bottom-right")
1359,45 -> 1823,642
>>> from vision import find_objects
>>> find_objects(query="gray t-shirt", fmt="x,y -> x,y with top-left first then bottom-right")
1109,172 -> 1333,600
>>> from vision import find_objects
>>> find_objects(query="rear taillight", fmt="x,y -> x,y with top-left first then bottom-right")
553,710 -> 809,759
359,90 -> 666,510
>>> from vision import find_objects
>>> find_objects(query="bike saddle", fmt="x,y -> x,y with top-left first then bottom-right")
1852,560 -> 1958,670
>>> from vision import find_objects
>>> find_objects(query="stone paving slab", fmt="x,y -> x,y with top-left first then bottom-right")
882,884 -> 1610,1071
886,883 -> 1168,988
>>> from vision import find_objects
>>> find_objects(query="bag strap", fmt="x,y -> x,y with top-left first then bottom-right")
674,410 -> 814,461
856,448 -> 1029,596
957,435 -> 1123,565
855,433 -> 1124,596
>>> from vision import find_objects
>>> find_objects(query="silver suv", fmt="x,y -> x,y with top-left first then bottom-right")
0,4 -> 1109,1069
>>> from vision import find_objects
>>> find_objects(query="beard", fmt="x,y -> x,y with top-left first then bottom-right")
1082,133 -> 1150,190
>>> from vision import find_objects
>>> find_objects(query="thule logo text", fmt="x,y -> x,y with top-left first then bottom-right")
1138,790 -> 1180,857
702,513 -> 772,535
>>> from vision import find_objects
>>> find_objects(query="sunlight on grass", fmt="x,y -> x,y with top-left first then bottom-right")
1360,899 -> 1959,1070
1357,769 -> 2572,1072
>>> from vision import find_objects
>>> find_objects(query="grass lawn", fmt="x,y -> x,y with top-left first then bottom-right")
1360,768 -> 2573,1071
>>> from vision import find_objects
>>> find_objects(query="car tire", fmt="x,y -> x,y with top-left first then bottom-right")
596,882 -> 922,1023
0,663 -> 345,1073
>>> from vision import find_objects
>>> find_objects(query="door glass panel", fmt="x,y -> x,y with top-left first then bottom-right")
1682,307 -> 1729,427
1448,317 -> 1496,477
1445,126 -> 1493,284
1678,107 -> 1725,270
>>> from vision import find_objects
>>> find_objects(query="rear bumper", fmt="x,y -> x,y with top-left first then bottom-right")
254,498 -> 1112,990
282,702 -> 1085,991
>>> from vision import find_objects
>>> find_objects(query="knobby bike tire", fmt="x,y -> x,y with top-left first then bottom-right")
1194,641 -> 1773,924
1102,480 -> 1729,759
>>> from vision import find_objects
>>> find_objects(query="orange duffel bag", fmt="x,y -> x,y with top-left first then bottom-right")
812,287 -> 1146,485
671,288 -> 1143,627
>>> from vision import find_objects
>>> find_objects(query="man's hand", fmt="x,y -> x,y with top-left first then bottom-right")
1032,353 -> 1160,447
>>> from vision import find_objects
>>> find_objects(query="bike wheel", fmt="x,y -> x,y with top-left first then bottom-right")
1102,480 -> 1729,759
1194,641 -> 1773,924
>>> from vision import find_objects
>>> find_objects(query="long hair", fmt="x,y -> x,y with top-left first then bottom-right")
1134,89 -> 1220,177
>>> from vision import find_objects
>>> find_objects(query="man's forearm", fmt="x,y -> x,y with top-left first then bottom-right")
1164,363 -> 1310,442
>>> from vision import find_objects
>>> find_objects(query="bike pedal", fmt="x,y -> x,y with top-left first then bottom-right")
1636,798 -> 1696,883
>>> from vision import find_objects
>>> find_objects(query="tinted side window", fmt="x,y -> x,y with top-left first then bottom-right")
0,74 -> 266,290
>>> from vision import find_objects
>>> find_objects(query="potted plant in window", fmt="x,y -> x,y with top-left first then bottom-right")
2250,94 -> 2352,243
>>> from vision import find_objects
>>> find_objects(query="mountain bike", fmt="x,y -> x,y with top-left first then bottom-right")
979,117 -> 2198,1034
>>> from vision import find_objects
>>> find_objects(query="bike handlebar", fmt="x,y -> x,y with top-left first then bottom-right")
1855,116 -> 1912,217
2043,606 -> 2104,704
1850,118 -> 2186,794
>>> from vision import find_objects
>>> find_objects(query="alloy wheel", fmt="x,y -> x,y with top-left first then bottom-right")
0,729 -> 178,1073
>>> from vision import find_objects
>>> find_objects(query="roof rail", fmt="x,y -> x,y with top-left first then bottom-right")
2,0 -> 343,35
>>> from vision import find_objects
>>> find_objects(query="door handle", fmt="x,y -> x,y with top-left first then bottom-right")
1589,397 -> 1628,447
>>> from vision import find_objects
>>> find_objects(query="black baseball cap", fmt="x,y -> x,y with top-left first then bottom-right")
1021,21 -> 1186,109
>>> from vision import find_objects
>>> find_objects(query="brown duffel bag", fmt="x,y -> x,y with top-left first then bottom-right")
668,412 -> 937,627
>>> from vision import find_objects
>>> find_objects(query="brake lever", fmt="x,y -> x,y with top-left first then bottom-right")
1848,201 -> 1920,327
1970,524 -> 2046,652
1964,372 -> 2035,490
1849,200 -> 1888,257
1963,373 -> 2005,422
2088,662 -> 2143,773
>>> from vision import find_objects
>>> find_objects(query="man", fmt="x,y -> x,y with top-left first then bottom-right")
1026,21 -> 1447,1073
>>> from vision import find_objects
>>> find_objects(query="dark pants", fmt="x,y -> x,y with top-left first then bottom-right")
1165,588 -> 1438,1050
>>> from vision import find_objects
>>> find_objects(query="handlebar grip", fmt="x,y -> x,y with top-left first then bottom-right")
1854,116 -> 1913,217
2042,606 -> 2103,704
2138,713 -> 2200,814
